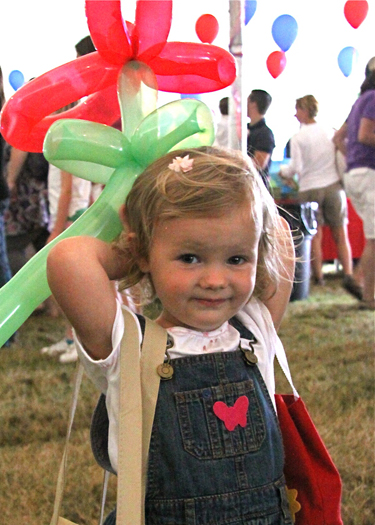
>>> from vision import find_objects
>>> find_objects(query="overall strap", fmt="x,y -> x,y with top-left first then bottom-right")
116,308 -> 168,525
230,315 -> 298,399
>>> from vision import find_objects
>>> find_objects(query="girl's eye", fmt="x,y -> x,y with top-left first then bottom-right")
179,254 -> 199,264
228,256 -> 246,265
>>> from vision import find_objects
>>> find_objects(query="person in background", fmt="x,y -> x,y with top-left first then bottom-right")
214,97 -> 230,148
40,162 -> 92,359
75,34 -> 96,56
247,89 -> 275,188
334,72 -> 375,311
0,67 -> 12,292
0,67 -> 16,347
47,146 -> 295,525
280,95 -> 362,299
75,35 -> 105,202
4,145 -> 49,277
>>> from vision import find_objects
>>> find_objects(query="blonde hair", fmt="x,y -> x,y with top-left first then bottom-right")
296,95 -> 318,119
114,146 -> 291,303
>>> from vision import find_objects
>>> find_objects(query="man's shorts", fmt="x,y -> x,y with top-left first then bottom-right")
344,168 -> 375,239
298,182 -> 348,228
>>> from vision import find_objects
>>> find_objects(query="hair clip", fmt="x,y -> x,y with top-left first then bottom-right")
168,155 -> 194,173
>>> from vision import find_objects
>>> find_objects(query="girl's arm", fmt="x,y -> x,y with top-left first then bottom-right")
47,171 -> 73,243
263,216 -> 295,331
47,236 -> 129,360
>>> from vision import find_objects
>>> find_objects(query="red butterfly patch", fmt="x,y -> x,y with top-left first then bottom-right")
213,396 -> 249,431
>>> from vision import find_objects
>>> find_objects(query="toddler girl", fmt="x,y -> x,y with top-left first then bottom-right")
47,147 -> 295,524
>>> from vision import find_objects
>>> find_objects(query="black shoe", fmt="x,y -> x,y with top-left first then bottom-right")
342,275 -> 363,301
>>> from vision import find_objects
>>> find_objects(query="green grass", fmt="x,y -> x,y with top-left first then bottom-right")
0,270 -> 374,524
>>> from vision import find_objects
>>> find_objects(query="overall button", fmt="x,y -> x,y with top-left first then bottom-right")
157,362 -> 174,380
202,388 -> 211,399
243,350 -> 258,365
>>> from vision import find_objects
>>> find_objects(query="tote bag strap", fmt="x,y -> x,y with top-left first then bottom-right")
116,308 -> 168,525
274,339 -> 299,399
50,360 -> 84,525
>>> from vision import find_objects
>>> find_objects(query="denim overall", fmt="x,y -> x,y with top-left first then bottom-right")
103,318 -> 292,525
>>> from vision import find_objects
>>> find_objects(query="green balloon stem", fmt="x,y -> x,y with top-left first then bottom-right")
0,164 -> 140,348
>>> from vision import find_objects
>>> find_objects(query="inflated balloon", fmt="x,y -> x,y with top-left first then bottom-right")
180,93 -> 202,100
244,0 -> 257,25
1,0 -> 235,153
195,14 -> 219,44
344,0 -> 369,29
266,51 -> 287,79
0,0 -> 234,346
271,14 -> 298,52
8,70 -> 25,91
0,59 -> 215,347
338,46 -> 358,77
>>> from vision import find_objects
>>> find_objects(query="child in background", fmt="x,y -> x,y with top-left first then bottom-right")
47,147 -> 295,524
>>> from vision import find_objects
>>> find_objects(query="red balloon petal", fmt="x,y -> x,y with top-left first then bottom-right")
148,42 -> 236,93
135,0 -> 172,61
1,54 -> 120,152
266,51 -> 286,79
86,0 -> 132,64
195,14 -> 219,44
344,0 -> 369,29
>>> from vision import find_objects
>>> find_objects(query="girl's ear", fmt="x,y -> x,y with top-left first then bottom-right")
119,205 -> 150,273
138,256 -> 150,274
127,231 -> 150,273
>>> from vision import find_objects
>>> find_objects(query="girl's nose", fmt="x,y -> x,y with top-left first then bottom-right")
199,265 -> 228,289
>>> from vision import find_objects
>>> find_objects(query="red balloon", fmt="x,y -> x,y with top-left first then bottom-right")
266,51 -> 286,79
195,14 -> 219,44
0,54 -> 120,152
344,0 -> 369,29
1,0 -> 236,153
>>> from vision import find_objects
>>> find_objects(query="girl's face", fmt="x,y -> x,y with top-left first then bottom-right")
139,202 -> 261,332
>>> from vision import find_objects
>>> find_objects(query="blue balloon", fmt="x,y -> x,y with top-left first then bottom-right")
180,93 -> 202,100
244,0 -> 257,25
271,15 -> 298,52
9,70 -> 25,91
338,47 -> 358,77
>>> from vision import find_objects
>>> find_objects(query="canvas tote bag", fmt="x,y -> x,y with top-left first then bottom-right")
275,342 -> 343,524
51,308 -> 167,525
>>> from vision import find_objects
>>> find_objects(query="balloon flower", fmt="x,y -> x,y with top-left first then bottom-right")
0,0 -> 236,347
1,0 -> 236,153
344,0 -> 369,29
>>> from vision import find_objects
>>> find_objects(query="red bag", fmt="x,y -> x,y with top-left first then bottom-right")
275,393 -> 343,525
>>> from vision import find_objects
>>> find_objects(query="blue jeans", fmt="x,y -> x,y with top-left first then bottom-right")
0,199 -> 12,288
105,349 -> 292,525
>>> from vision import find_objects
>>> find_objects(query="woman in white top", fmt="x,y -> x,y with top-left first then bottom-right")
280,95 -> 362,299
